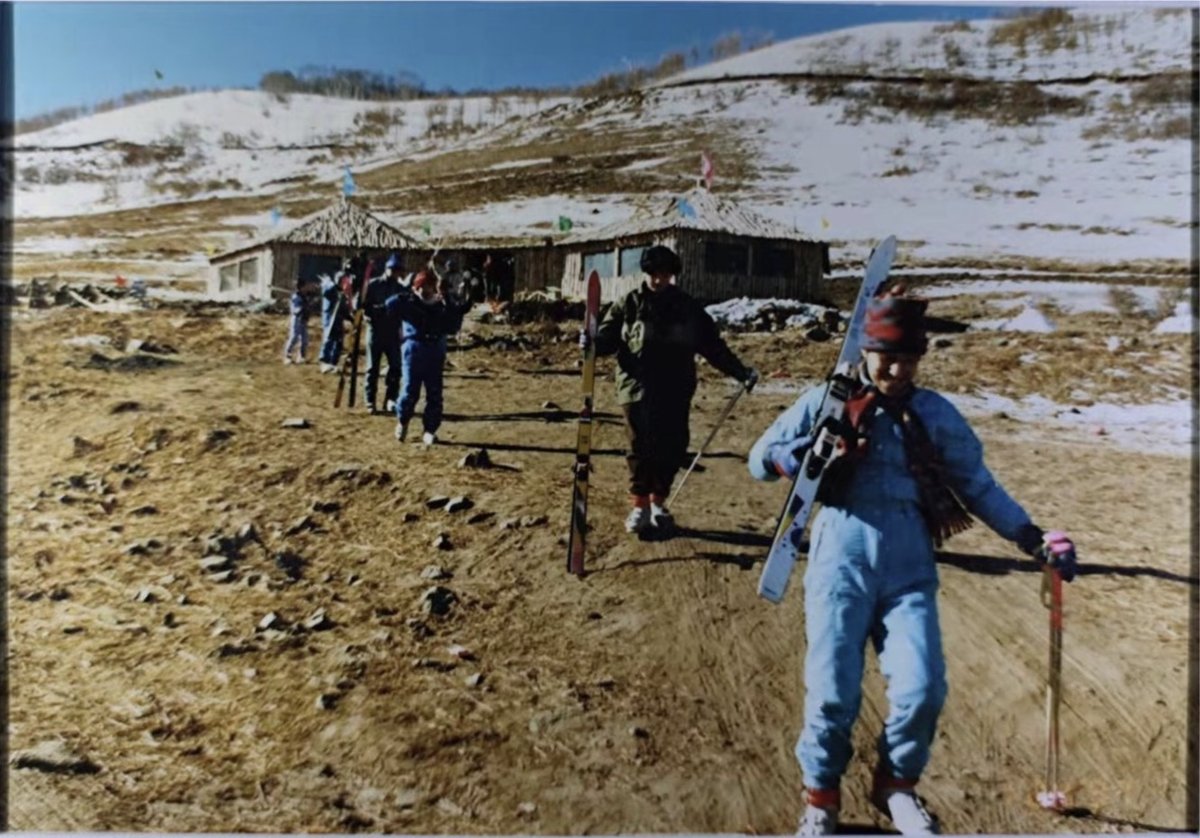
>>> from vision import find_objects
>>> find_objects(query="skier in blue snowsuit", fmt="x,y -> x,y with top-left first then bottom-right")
362,253 -> 404,413
385,270 -> 470,446
748,292 -> 1078,836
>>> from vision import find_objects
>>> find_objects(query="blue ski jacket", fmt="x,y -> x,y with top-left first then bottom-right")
748,382 -> 1033,544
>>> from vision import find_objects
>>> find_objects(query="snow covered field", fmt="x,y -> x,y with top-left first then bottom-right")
10,7 -> 1192,273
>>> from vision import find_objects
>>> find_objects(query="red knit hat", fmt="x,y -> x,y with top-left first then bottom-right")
863,293 -> 928,355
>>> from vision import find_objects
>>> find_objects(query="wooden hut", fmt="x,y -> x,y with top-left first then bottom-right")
207,198 -> 419,300
559,187 -> 829,304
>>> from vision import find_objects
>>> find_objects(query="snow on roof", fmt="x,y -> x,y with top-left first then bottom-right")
212,198 -> 418,262
562,186 -> 820,245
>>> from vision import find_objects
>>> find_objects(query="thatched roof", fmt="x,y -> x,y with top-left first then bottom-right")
562,187 -> 818,245
211,198 -> 419,263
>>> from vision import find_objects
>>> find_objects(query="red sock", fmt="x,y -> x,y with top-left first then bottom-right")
807,788 -> 841,809
630,494 -> 650,509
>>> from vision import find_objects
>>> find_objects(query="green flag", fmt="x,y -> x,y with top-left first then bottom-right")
421,219 -> 432,236
557,215 -> 573,232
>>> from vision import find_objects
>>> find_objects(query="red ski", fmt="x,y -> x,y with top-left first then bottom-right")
566,271 -> 601,576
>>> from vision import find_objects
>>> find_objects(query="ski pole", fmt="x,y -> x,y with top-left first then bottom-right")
667,381 -> 747,509
1036,564 -> 1066,811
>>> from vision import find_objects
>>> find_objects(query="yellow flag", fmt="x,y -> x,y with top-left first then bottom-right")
821,217 -> 830,230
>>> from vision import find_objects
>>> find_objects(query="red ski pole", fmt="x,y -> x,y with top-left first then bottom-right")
1037,564 -> 1066,810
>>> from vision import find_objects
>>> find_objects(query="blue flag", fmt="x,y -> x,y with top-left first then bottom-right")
342,166 -> 356,197
270,207 -> 282,225
677,197 -> 696,219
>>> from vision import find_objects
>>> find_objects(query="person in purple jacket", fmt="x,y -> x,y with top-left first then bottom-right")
748,291 -> 1078,835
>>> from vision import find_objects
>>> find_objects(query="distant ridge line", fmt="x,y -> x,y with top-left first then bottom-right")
657,68 -> 1194,91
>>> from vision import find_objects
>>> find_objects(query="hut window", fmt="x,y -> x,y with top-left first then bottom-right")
582,250 -> 615,279
704,241 -> 748,274
619,246 -> 646,277
218,264 -> 238,292
753,246 -> 795,279
238,257 -> 259,290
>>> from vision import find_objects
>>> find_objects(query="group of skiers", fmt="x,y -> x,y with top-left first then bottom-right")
287,239 -> 1079,835
283,252 -> 470,446
581,243 -> 1078,835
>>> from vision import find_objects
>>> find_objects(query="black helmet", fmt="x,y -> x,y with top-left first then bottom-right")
640,244 -> 681,277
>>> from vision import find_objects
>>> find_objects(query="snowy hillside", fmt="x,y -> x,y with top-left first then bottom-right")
13,89 -> 566,218
9,5 -> 1194,274
662,6 -> 1191,83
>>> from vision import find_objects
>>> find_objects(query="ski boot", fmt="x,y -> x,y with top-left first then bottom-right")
872,775 -> 938,835
624,505 -> 651,534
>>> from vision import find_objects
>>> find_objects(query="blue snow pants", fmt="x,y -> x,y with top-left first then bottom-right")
396,337 -> 446,433
320,312 -> 343,366
798,502 -> 947,790
283,316 -> 308,361
363,322 -> 400,408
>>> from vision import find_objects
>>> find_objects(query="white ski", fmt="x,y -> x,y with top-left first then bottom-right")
758,236 -> 898,604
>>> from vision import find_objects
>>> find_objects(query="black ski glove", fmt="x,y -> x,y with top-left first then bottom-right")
741,366 -> 760,393
1016,523 -> 1077,582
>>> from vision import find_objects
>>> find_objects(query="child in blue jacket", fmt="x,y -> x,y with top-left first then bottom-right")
283,277 -> 314,364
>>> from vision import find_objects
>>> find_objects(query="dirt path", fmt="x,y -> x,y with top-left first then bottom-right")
5,305 -> 1193,833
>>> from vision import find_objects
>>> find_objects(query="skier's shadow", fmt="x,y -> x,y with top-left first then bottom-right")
435,438 -> 628,457
515,368 -> 579,376
936,551 -> 1197,587
597,529 -> 772,573
1058,806 -> 1186,833
443,409 -> 622,424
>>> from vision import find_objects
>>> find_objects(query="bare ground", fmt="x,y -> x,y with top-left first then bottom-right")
4,300 -> 1194,833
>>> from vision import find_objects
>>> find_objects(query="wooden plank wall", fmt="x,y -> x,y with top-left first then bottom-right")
560,236 -> 678,303
560,233 -> 823,303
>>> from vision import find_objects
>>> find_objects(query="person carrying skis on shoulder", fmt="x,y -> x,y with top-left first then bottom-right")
582,244 -> 759,535
362,252 -> 404,414
746,289 -> 1078,836
318,262 -> 353,373
385,270 -> 471,446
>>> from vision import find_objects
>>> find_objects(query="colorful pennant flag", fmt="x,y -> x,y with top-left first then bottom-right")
700,151 -> 714,189
557,215 -> 573,232
421,219 -> 432,236
677,197 -> 696,219
342,166 -> 356,197
270,207 -> 282,225
821,216 -> 831,230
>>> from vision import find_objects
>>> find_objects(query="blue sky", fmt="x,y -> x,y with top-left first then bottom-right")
12,2 -> 1008,118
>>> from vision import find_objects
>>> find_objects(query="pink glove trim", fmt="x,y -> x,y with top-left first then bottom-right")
1043,530 -> 1073,556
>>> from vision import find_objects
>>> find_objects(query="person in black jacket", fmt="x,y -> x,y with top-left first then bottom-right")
585,244 -> 758,534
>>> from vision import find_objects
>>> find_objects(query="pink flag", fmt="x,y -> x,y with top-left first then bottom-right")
701,152 -> 714,189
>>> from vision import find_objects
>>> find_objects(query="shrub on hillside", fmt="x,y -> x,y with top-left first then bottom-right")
118,142 -> 186,167
989,8 -> 1076,55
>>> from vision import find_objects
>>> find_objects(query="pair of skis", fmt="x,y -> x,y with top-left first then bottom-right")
566,271 -> 602,576
757,236 -> 897,604
334,259 -> 374,409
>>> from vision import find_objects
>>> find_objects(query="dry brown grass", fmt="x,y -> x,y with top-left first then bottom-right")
988,8 -> 1078,55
